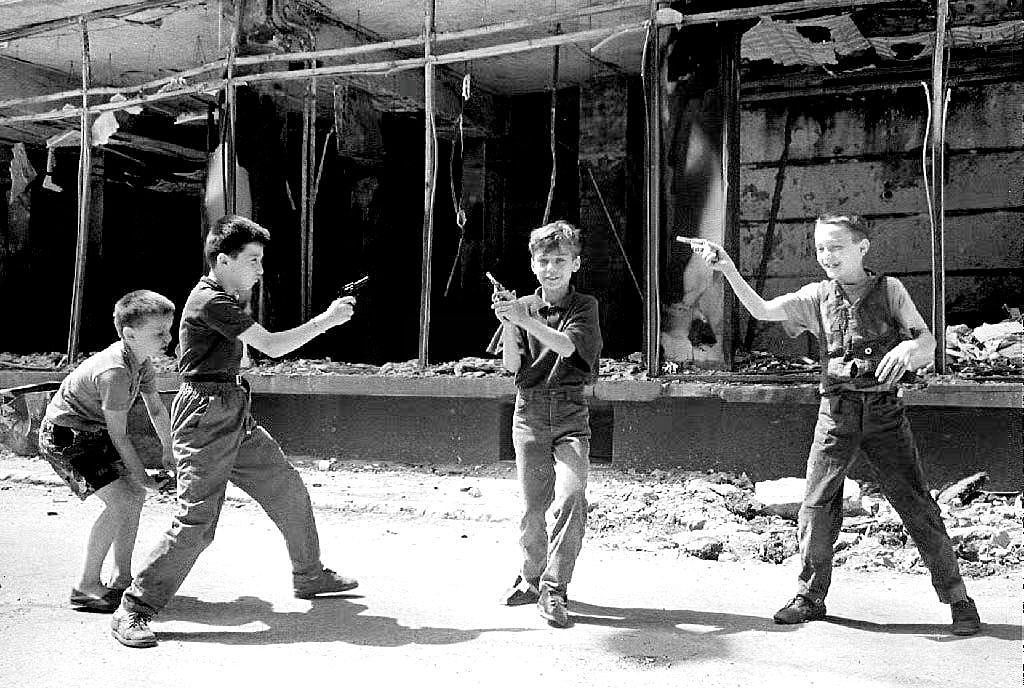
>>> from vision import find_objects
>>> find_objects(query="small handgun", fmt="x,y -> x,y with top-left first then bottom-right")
675,235 -> 705,248
340,275 -> 370,297
676,235 -> 719,263
486,271 -> 514,302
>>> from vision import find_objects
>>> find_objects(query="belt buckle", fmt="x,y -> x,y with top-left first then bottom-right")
235,375 -> 244,386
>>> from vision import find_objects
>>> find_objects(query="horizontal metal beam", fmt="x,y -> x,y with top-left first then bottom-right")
0,0 -> 207,43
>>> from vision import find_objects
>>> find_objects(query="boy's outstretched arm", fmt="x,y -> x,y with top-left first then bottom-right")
239,297 -> 354,358
141,390 -> 174,474
103,409 -> 158,491
694,240 -> 790,322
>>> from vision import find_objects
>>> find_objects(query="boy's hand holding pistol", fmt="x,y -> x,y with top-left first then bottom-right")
677,235 -> 736,273
488,272 -> 523,324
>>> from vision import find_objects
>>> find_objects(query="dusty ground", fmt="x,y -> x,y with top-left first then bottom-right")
0,469 -> 1019,688
1,452 -> 1021,580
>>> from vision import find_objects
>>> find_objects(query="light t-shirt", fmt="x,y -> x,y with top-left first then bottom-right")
44,341 -> 156,432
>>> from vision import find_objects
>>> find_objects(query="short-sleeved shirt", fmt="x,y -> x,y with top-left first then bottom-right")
177,276 -> 256,377
44,341 -> 156,432
514,286 -> 603,390
777,276 -> 929,341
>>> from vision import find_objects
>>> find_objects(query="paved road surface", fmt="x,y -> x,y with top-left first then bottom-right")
0,480 -> 1018,688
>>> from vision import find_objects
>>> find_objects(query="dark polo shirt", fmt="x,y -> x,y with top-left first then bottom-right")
177,276 -> 255,378
514,286 -> 603,390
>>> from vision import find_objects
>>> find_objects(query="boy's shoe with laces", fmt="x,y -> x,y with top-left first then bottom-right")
950,597 -> 981,636
773,595 -> 827,624
110,606 -> 157,648
501,575 -> 540,606
293,567 -> 359,599
538,588 -> 570,628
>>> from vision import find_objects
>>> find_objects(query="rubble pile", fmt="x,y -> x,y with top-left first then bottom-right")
599,353 -> 647,380
945,317 -> 1023,379
733,351 -> 819,375
0,352 -> 72,370
376,357 -> 505,378
2,330 -> 1020,383
250,358 -> 379,376
586,468 -> 1023,578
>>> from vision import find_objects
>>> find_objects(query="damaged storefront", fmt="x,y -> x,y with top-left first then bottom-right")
0,1 -> 1020,489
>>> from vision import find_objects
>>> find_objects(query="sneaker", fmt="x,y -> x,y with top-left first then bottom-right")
501,576 -> 540,606
538,588 -> 570,628
110,606 -> 157,648
294,567 -> 359,599
69,587 -> 120,613
950,597 -> 981,636
773,595 -> 827,624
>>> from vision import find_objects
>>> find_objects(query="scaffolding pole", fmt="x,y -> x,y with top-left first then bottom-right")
643,1 -> 662,376
66,18 -> 92,362
418,0 -> 437,368
929,0 -> 949,373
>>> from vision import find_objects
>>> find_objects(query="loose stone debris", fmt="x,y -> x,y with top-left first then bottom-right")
585,467 -> 1022,578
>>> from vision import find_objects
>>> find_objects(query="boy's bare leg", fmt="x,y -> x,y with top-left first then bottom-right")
108,479 -> 145,589
79,479 -> 145,596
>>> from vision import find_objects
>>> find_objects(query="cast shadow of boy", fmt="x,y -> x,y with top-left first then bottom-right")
155,595 -> 529,647
568,600 -> 788,665
825,614 -> 1019,642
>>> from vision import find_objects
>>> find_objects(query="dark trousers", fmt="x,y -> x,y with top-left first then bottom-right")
511,388 -> 590,594
797,391 -> 966,604
123,381 -> 322,615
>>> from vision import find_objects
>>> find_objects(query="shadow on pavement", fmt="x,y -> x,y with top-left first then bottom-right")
826,615 -> 1020,641
569,600 -> 790,667
155,595 -> 531,646
571,600 -> 784,635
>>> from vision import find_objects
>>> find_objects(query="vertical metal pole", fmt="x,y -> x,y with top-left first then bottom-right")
224,18 -> 237,215
67,17 -> 92,362
643,6 -> 662,376
418,0 -> 437,368
929,0 -> 949,373
299,90 -> 313,320
720,29 -> 742,366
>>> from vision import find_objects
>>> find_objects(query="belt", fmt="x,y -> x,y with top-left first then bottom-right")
517,387 -> 585,402
181,373 -> 245,385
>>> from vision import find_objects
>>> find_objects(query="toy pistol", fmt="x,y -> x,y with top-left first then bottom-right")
340,275 -> 370,297
675,235 -> 706,248
485,271 -> 514,301
676,235 -> 719,263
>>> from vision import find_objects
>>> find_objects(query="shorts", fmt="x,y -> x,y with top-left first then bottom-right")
38,419 -> 126,500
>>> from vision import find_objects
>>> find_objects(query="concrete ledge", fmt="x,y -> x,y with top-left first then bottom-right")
2,369 -> 1020,408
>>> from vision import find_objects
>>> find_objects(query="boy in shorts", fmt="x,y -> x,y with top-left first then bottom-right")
39,290 -> 175,612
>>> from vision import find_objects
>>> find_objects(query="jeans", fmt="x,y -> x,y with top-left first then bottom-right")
123,381 -> 322,615
797,392 -> 966,604
512,388 -> 590,593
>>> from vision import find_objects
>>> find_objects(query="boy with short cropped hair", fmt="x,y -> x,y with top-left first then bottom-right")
112,215 -> 361,648
39,290 -> 176,612
492,220 -> 603,629
695,213 -> 980,636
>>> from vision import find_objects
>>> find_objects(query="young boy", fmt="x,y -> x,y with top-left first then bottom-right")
39,290 -> 176,612
696,214 -> 980,636
492,221 -> 602,629
112,215 -> 360,648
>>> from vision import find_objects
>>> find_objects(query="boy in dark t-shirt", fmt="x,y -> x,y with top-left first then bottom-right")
492,221 -> 602,629
113,216 -> 361,648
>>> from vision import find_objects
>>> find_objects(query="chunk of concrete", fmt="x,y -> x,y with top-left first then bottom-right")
755,477 -> 863,520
